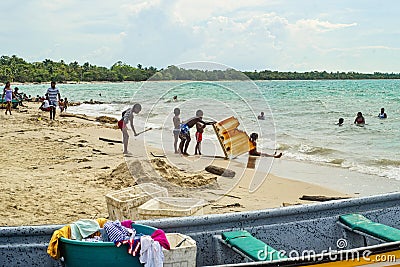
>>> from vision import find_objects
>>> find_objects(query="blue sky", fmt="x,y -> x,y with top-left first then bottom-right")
1,0 -> 399,72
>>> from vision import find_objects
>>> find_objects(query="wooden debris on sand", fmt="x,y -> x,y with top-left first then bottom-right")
59,113 -> 95,122
205,165 -> 235,178
96,116 -> 118,123
211,202 -> 242,209
299,195 -> 351,202
99,137 -> 123,144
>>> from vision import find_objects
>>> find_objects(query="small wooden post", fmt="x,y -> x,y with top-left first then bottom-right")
212,123 -> 228,159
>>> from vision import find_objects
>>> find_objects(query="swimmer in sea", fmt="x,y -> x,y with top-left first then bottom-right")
354,112 -> 365,125
257,112 -> 265,120
336,118 -> 344,126
378,108 -> 387,119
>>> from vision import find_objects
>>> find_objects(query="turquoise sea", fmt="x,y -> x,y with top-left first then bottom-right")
18,79 -> 400,181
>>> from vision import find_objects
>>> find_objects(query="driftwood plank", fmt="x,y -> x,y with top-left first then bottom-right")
99,137 -> 123,144
59,113 -> 95,121
299,195 -> 351,202
205,165 -> 235,178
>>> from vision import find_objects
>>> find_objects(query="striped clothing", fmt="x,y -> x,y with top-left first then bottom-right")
47,87 -> 60,103
122,108 -> 132,124
104,220 -> 132,242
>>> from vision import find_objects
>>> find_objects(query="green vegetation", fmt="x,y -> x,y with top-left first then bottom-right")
1,55 -> 400,83
243,70 -> 400,80
0,55 -> 157,83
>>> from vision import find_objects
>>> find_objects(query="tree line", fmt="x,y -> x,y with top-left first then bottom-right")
1,55 -> 400,83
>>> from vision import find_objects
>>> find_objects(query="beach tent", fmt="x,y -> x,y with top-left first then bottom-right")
212,116 -> 255,159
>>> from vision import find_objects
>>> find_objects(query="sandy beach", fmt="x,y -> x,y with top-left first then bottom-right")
0,102 -> 352,227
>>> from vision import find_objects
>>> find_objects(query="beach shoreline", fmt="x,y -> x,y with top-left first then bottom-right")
2,102 -> 392,227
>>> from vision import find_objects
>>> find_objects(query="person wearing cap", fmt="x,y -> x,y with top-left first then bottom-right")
179,109 -> 215,156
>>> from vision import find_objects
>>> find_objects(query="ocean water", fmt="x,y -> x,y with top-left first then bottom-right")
18,80 -> 400,181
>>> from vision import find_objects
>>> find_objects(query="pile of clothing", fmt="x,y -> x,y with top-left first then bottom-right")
47,218 -> 170,267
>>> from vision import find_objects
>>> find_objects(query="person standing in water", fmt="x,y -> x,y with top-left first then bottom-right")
2,81 -> 14,115
378,108 -> 387,119
46,81 -> 61,120
118,103 -> 142,155
172,108 -> 181,154
179,109 -> 215,156
354,112 -> 365,125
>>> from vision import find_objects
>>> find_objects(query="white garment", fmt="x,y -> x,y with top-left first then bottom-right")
42,100 -> 50,108
139,235 -> 164,267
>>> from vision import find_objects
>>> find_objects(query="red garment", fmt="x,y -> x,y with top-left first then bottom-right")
117,119 -> 126,129
195,132 -> 203,142
121,220 -> 133,228
151,229 -> 170,250
115,239 -> 140,256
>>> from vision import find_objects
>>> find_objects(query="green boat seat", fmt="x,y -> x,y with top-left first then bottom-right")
221,230 -> 285,262
339,214 -> 400,242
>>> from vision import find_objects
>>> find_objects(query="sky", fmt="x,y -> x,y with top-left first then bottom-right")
1,0 -> 399,72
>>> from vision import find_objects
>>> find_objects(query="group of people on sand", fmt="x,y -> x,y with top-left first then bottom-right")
38,81 -> 68,119
337,108 -> 387,126
118,103 -> 282,158
39,95 -> 69,114
1,82 -> 28,114
172,108 -> 215,156
2,81 -> 69,120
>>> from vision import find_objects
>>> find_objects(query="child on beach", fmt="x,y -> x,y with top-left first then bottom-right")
179,110 -> 215,156
59,99 -> 65,113
2,81 -> 14,115
195,120 -> 206,155
64,97 -> 69,112
173,108 -> 181,154
249,133 -> 282,158
39,96 -> 51,111
118,103 -> 142,155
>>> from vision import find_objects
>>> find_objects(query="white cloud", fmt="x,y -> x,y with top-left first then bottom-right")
294,19 -> 357,33
0,0 -> 399,72
121,0 -> 161,16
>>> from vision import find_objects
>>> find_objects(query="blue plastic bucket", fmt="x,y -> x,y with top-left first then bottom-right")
59,223 -> 157,267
